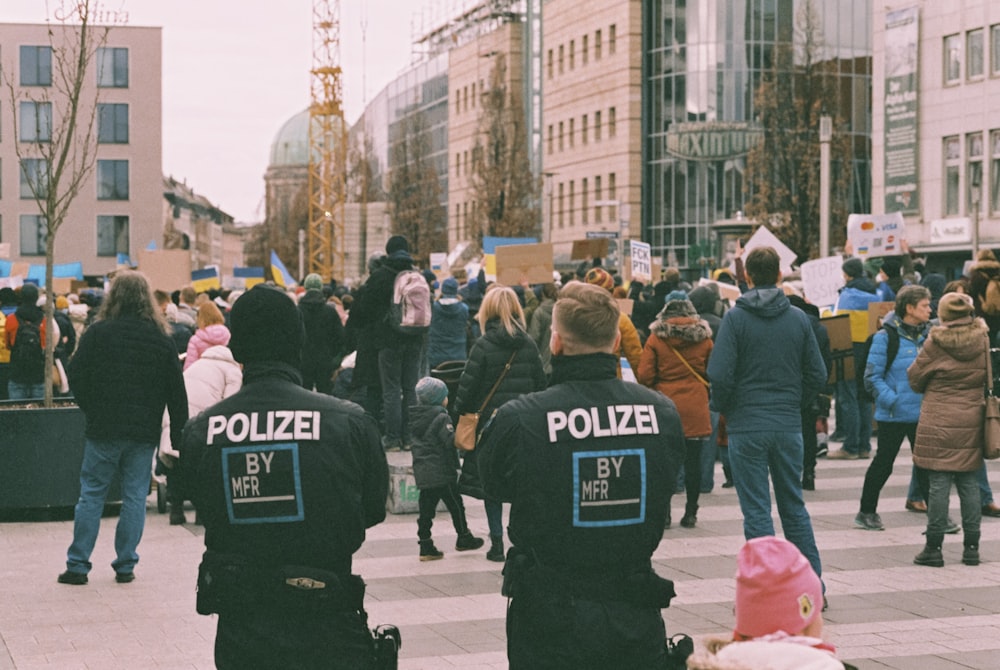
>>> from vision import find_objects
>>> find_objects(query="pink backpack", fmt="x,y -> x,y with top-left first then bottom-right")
389,270 -> 432,335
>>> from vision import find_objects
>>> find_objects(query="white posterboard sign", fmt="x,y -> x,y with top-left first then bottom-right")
429,252 -> 447,274
630,241 -> 652,283
734,226 -> 798,275
800,256 -> 846,308
846,212 -> 905,257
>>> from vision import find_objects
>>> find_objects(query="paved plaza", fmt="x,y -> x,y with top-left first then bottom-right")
2,448 -> 1000,669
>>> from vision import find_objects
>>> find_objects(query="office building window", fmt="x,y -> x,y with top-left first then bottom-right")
558,182 -> 564,227
455,203 -> 460,236
97,103 -> 129,143
559,121 -> 564,151
582,114 -> 588,144
19,101 -> 51,142
20,158 -> 49,199
547,49 -> 553,79
609,107 -> 617,138
455,90 -> 461,114
968,132 -> 983,212
20,215 -> 47,256
609,24 -> 617,55
463,202 -> 469,239
97,159 -> 129,200
944,34 -> 961,84
582,178 -> 589,224
595,30 -> 602,60
992,130 -> 1000,214
569,180 -> 575,226
464,150 -> 469,176
569,118 -> 575,148
944,136 -> 960,215
97,215 -> 129,256
595,111 -> 602,141
609,173 -> 616,201
569,40 -> 575,70
20,46 -> 52,86
558,45 -> 564,74
96,47 -> 128,88
594,175 -> 603,222
992,26 -> 1000,75
968,29 -> 984,79
455,153 -> 461,177
583,35 -> 589,65
548,124 -> 554,154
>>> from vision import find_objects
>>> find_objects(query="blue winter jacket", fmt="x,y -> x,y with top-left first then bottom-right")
427,298 -> 469,368
707,286 -> 827,433
863,311 -> 927,423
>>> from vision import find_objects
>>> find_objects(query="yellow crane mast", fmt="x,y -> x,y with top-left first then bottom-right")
308,0 -> 347,282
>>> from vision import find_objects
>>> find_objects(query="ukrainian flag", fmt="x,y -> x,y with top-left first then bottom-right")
191,267 -> 221,293
270,250 -> 297,288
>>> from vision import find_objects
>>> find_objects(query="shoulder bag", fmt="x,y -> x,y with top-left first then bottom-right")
665,342 -> 710,388
984,340 -> 1000,460
455,350 -> 518,452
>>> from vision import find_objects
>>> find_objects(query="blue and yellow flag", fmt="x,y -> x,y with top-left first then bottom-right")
191,267 -> 221,293
270,250 -> 296,288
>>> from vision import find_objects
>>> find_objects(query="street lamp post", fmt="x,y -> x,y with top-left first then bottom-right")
819,115 -> 832,258
971,169 -> 981,260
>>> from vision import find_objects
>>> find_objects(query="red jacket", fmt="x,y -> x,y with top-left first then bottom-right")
638,316 -> 713,438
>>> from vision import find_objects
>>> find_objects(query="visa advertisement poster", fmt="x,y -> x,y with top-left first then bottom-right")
846,212 -> 905,258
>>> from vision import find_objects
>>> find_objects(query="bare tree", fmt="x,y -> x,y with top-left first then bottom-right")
4,0 -> 115,406
743,0 -> 853,262
470,53 -> 538,246
387,110 -> 446,266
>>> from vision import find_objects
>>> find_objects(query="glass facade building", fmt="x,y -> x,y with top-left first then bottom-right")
643,0 -> 872,268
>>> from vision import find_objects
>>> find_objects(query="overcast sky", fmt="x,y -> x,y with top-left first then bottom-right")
6,0 -> 415,222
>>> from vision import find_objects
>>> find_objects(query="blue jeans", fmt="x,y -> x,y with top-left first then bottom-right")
978,464 -> 994,505
701,411 -> 721,491
66,438 -> 156,575
378,341 -> 421,444
8,381 -> 46,400
836,344 -> 873,454
485,498 -> 504,538
728,431 -> 823,581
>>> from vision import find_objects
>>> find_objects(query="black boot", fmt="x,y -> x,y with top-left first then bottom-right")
680,503 -> 698,528
486,535 -> 505,562
963,531 -> 981,566
419,539 -> 444,562
802,468 -> 815,491
169,502 -> 187,525
914,534 -> 944,567
456,532 -> 485,551
664,497 -> 672,529
722,464 -> 734,488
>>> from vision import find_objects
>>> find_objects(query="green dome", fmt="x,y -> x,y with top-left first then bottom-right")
268,108 -> 347,168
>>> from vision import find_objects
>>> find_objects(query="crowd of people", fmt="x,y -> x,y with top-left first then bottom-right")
2,237 -> 999,668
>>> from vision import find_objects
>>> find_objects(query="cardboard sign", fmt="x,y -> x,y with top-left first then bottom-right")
736,226 -> 798,275
495,242 -> 554,286
821,314 -> 854,383
571,239 -> 608,260
847,212 -> 905,257
137,249 -> 192,293
51,277 -> 73,295
616,298 -> 634,316
868,302 -> 896,335
629,241 -> 652,283
800,256 -> 846,308
10,262 -> 30,278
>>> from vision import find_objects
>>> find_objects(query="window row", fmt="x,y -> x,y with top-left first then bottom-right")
943,130 -> 1000,217
553,173 -> 617,229
944,25 -> 1000,84
13,214 -> 129,257
454,200 -> 479,241
16,159 -> 130,200
19,45 -> 129,88
547,24 -> 617,79
455,146 -> 483,178
13,102 -> 129,144
454,80 -> 484,116
546,107 -> 617,154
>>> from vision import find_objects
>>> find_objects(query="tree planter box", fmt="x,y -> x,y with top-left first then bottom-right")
0,401 -> 121,510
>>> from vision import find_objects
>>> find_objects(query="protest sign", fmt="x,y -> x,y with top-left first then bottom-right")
571,238 -> 609,260
735,226 -> 798,275
495,242 -> 554,286
800,256 -> 846,308
846,212 -> 905,257
629,241 -> 652,283
138,249 -> 192,293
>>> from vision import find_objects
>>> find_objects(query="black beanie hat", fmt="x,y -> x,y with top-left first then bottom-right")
386,235 -> 409,254
842,257 -> 864,279
229,285 -> 303,367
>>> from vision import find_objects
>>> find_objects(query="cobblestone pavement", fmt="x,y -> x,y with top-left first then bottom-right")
2,447 -> 1000,669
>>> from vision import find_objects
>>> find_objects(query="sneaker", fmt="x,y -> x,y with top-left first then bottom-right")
858,450 -> 872,459
57,570 -> 88,586
815,443 -> 829,458
827,449 -> 859,460
115,572 -> 135,584
982,503 -> 1000,517
922,519 -> 961,535
854,512 -> 885,531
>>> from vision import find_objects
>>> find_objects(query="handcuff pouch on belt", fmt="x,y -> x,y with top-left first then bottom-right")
197,550 -> 366,617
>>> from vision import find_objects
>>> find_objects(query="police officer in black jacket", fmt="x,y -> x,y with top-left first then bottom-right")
185,285 -> 389,670
479,282 -> 685,670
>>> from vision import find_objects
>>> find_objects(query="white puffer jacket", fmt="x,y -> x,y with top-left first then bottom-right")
687,634 -> 848,670
159,345 -> 242,461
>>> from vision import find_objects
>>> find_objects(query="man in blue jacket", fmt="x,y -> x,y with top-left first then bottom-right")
707,247 -> 827,585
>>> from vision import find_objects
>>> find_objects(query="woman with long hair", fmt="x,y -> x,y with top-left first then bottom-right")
455,285 -> 546,561
184,302 -> 230,371
60,271 -> 187,585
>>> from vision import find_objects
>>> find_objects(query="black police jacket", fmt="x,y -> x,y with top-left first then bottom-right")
184,362 -> 388,577
478,352 -> 684,576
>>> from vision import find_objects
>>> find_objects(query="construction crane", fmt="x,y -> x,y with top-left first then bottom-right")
307,0 -> 347,282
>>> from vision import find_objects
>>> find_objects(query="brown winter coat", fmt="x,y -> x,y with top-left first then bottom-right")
908,317 -> 990,472
637,316 -> 713,437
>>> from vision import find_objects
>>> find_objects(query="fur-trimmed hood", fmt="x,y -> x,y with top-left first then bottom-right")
928,317 -> 989,361
686,634 -> 848,670
650,316 -> 712,343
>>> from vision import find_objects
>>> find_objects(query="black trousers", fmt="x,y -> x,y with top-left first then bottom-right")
418,482 -> 468,540
859,421 -> 928,513
802,410 -> 819,477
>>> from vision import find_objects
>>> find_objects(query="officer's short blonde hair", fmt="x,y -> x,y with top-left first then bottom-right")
552,282 -> 619,353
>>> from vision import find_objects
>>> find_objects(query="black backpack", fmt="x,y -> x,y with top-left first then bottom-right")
858,326 -> 900,402
10,316 -> 45,382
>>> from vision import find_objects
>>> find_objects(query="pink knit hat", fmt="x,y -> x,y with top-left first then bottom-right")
734,537 -> 822,638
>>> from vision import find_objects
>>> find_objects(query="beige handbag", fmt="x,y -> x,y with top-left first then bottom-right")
455,351 -> 517,452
